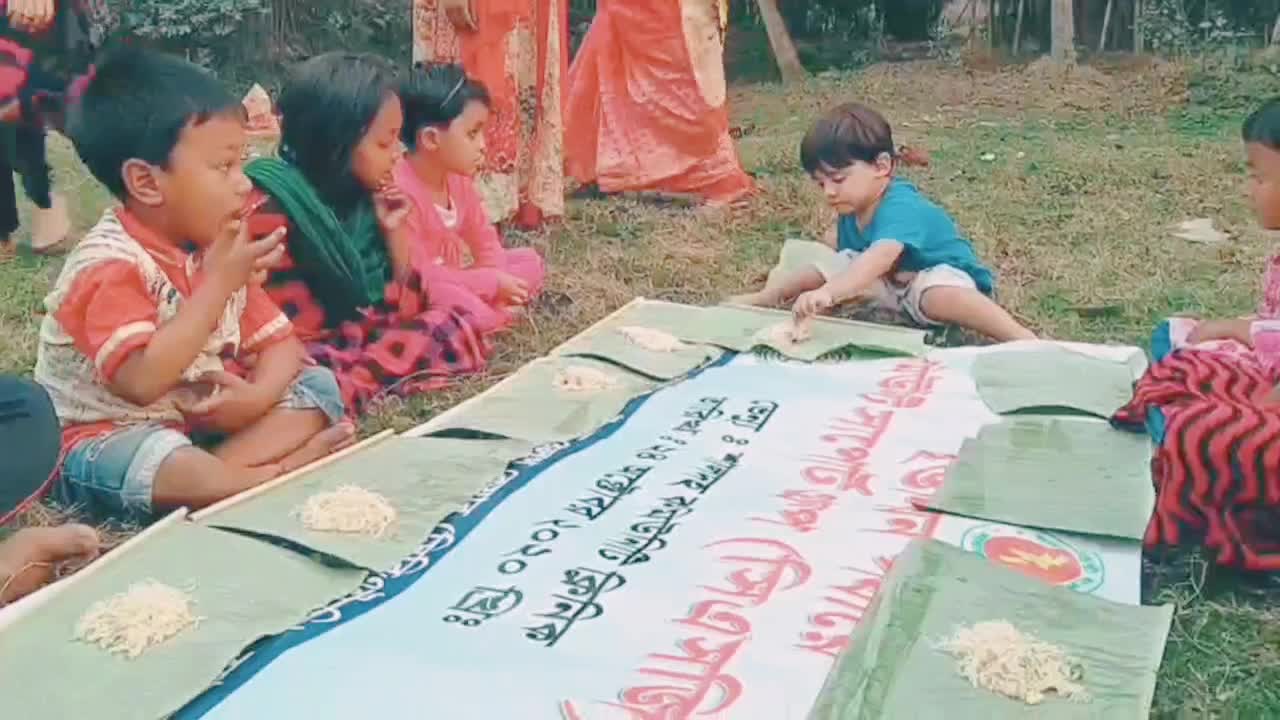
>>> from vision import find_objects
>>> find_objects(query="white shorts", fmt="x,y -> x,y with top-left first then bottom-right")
815,248 -> 978,327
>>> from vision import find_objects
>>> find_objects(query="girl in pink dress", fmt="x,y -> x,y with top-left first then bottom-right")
393,62 -> 545,334
1156,254 -> 1280,390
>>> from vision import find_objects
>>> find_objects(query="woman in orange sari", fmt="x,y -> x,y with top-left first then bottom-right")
412,0 -> 568,229
564,0 -> 753,206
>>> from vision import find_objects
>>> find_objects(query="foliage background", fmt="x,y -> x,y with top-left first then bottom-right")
105,0 -> 1280,94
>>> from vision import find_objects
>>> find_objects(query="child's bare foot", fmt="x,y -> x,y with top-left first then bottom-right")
278,421 -> 356,475
0,525 -> 100,605
0,240 -> 14,263
31,195 -> 73,255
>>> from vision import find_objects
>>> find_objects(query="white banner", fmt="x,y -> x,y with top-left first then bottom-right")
199,351 -> 1142,719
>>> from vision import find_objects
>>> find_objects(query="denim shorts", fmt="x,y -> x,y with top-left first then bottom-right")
57,366 -> 345,519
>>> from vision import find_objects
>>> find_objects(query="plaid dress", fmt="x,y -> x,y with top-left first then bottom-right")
250,198 -> 491,415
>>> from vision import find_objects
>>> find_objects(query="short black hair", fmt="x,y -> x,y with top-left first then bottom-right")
67,47 -> 241,199
800,102 -> 896,175
277,52 -> 398,209
1244,99 -> 1280,151
399,62 -> 490,149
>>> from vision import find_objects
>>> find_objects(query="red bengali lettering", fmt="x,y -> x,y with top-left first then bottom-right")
675,599 -> 752,637
783,489 -> 839,510
808,603 -> 866,630
867,496 -> 942,539
808,446 -> 871,464
898,463 -> 951,495
795,633 -> 848,660
807,585 -> 877,629
801,465 -> 872,496
861,360 -> 943,409
751,489 -> 838,533
906,450 -> 957,464
796,557 -> 894,660
751,508 -> 822,534
864,555 -> 896,575
611,636 -> 747,719
608,538 -> 811,719
802,447 -> 875,496
803,407 -> 893,497
701,537 -> 813,607
821,407 -> 894,449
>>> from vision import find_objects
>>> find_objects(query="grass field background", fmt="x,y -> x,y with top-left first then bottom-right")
5,57 -> 1279,715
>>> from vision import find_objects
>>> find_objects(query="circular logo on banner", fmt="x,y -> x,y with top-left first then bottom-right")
960,523 -> 1105,595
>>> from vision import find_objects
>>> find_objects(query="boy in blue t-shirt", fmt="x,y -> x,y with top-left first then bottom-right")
734,103 -> 1034,342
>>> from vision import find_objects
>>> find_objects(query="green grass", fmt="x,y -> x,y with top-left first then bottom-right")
6,58 -> 1280,715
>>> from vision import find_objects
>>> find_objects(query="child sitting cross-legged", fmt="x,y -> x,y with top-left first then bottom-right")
1112,99 -> 1280,571
392,62 -> 545,334
34,48 -> 354,520
1159,99 -> 1280,402
733,103 -> 1035,342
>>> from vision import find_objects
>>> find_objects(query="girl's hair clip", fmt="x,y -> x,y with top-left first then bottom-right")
440,75 -> 466,110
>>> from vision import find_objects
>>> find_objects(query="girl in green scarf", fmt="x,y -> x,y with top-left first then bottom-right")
248,52 -> 490,414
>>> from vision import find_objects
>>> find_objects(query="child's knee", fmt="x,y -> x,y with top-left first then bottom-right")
777,238 -> 839,275
57,425 -> 193,520
149,446 -> 250,510
509,246 -> 545,275
905,266 -> 981,324
279,366 -> 347,425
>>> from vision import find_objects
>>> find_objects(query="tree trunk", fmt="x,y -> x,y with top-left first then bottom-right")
1272,11 -> 1280,45
1098,0 -> 1112,51
1013,0 -> 1026,53
1050,0 -> 1076,63
988,0 -> 997,48
1134,0 -> 1144,53
271,0 -> 297,55
755,0 -> 806,84
969,0 -> 978,48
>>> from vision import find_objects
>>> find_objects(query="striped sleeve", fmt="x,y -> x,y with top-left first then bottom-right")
51,259 -> 158,381
240,284 -> 294,352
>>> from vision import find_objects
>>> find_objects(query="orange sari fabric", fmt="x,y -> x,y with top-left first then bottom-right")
564,0 -> 753,205
413,0 -> 568,228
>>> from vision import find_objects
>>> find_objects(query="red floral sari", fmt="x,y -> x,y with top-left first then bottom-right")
563,0 -> 753,205
413,0 -> 568,228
